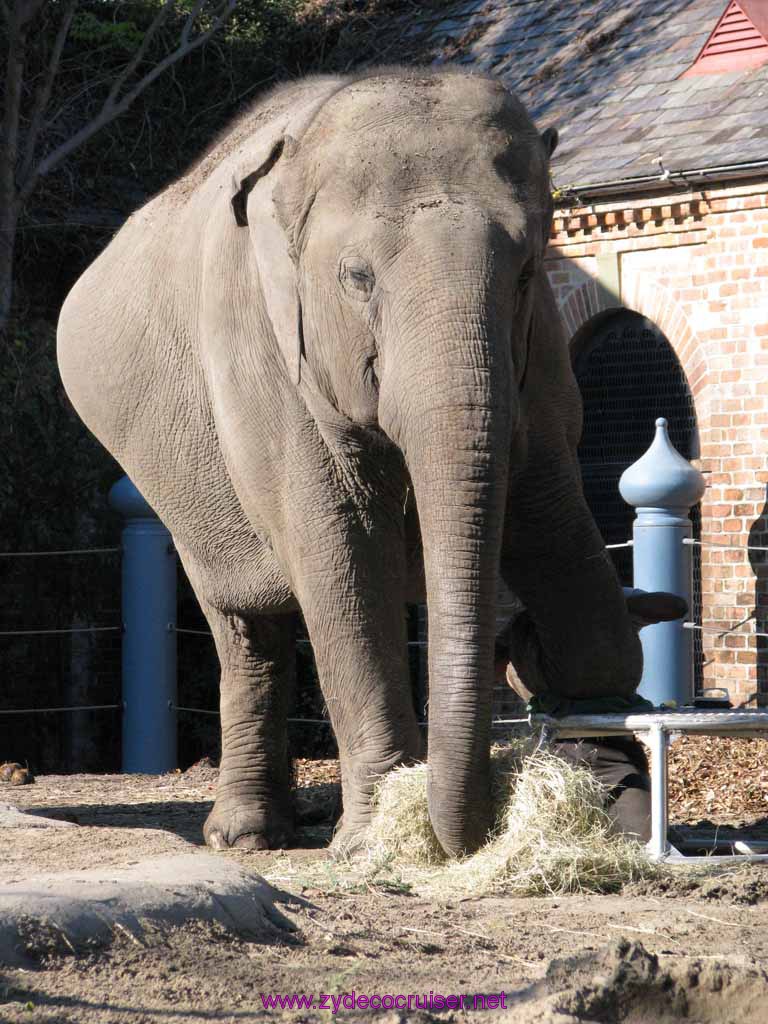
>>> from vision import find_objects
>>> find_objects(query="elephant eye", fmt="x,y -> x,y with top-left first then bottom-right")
339,257 -> 375,300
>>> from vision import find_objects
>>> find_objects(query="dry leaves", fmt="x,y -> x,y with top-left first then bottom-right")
669,736 -> 768,825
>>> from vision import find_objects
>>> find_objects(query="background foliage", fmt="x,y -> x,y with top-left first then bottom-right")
1,0 -> 426,771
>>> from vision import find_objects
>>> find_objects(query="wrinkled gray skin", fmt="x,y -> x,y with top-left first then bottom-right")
502,589 -> 688,704
58,68 -> 643,859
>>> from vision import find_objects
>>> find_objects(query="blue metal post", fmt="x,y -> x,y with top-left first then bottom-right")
109,476 -> 177,773
619,419 -> 706,707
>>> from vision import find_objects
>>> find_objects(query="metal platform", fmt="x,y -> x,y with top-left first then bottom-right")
531,708 -> 768,864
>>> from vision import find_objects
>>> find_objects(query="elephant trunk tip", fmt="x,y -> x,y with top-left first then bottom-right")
428,767 -> 492,858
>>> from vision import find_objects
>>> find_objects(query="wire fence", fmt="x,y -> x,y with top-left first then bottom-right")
0,547 -> 121,558
173,704 -> 530,728
4,531 -> 768,749
0,626 -> 122,637
685,538 -> 768,553
0,704 -> 122,716
0,545 -> 123,735
0,549 -> 122,654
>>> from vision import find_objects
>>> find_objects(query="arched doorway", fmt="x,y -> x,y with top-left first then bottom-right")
572,309 -> 701,686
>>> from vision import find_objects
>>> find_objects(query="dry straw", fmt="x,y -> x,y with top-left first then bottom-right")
362,744 -> 656,897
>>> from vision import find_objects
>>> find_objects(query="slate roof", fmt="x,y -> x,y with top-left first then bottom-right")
386,0 -> 768,191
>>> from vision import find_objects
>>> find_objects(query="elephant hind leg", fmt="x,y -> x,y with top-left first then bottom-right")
202,606 -> 296,851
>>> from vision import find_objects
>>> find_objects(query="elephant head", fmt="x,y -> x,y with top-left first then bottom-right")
499,589 -> 688,704
218,70 -> 637,856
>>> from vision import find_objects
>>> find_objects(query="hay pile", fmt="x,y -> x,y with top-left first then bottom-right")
362,744 -> 655,897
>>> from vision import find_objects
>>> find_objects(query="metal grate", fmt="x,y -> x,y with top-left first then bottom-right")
573,311 -> 703,689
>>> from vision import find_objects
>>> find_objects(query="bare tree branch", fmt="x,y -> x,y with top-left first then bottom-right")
16,0 -> 47,29
0,2 -> 28,331
181,0 -> 207,48
1,3 -> 26,211
45,73 -> 125,135
2,0 -> 238,333
103,0 -> 174,110
18,0 -> 77,185
19,0 -> 237,200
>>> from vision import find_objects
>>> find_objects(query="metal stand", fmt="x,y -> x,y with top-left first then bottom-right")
533,708 -> 768,864
646,723 -> 669,861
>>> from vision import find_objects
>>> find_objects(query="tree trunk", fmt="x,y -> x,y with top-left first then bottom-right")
0,200 -> 20,337
0,4 -> 26,338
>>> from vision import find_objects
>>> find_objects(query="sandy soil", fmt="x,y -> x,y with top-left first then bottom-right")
3,758 -> 768,1022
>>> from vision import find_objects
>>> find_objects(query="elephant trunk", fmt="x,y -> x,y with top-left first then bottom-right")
389,317 -> 514,858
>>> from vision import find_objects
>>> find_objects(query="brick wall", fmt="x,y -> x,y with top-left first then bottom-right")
546,178 -> 768,703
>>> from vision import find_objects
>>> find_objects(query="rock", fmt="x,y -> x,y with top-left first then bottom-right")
0,853 -> 304,966
0,763 -> 22,783
0,804 -> 77,829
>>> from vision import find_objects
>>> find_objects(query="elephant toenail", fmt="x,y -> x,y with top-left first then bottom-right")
233,832 -> 271,851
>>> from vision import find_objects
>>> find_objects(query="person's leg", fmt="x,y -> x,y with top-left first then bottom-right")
553,737 -> 651,843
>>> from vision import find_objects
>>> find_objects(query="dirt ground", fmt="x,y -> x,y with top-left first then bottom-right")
3,744 -> 768,1022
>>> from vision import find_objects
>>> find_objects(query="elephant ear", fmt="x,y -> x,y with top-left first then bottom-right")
230,135 -> 304,386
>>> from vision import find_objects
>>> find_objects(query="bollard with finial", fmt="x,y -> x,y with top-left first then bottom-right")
619,418 -> 706,708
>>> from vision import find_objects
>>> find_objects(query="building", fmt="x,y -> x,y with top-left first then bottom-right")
389,0 -> 768,702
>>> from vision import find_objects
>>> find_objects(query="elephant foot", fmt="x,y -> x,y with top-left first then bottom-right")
204,800 -> 294,852
328,819 -> 369,861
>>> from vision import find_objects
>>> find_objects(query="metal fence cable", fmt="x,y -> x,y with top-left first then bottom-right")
174,705 -> 220,717
685,538 -> 768,553
684,622 -> 768,640
0,704 -> 121,715
173,705 -> 530,728
0,547 -> 121,557
0,626 -> 122,637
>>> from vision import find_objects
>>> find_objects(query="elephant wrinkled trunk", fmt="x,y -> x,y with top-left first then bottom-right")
393,331 -> 514,858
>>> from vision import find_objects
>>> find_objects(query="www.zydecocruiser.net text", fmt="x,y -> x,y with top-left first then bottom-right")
260,991 -> 509,1011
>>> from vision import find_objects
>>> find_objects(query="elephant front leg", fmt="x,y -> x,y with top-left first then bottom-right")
316,636 -> 424,855
299,561 -> 424,854
203,608 -> 295,851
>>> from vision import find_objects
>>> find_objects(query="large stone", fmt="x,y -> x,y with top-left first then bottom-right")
0,853 -> 302,966
0,804 -> 76,829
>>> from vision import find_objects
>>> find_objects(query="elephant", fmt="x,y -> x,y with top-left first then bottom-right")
58,67 -> 652,859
